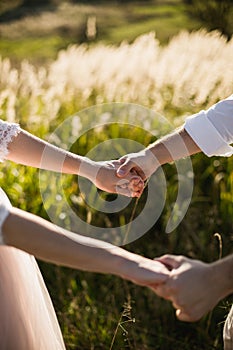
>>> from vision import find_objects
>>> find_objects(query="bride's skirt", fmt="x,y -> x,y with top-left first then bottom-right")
0,247 -> 66,350
0,188 -> 66,350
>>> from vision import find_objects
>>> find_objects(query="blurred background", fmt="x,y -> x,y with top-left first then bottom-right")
0,0 -> 232,63
0,1 -> 233,349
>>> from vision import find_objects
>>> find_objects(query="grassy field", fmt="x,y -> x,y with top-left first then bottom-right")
0,1 -> 233,349
0,0 -> 203,63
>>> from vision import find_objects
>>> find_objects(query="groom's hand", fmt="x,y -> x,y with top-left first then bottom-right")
152,255 -> 223,322
116,149 -> 160,181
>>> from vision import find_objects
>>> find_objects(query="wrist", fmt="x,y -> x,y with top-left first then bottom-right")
145,143 -> 169,167
77,157 -> 99,182
109,248 -> 140,281
211,256 -> 233,299
146,127 -> 197,166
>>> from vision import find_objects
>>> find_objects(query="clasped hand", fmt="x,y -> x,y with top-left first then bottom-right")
90,159 -> 145,198
92,157 -> 219,323
91,149 -> 158,198
151,255 -> 222,322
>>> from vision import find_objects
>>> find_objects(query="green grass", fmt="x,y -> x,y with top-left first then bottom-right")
0,0 -> 203,63
106,7 -> 200,44
97,1 -> 202,44
1,112 -> 232,349
0,2 -> 232,349
0,36 -> 74,63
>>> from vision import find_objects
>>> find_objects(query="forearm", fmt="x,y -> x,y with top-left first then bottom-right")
2,207 -> 135,277
146,127 -> 201,165
6,129 -> 95,178
5,128 -> 143,197
148,95 -> 233,163
211,254 -> 233,298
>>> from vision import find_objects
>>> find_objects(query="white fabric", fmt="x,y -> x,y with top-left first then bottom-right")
0,120 -> 66,349
0,120 -> 19,244
0,189 -> 66,349
224,305 -> 233,350
0,189 -> 11,244
0,120 -> 19,243
0,120 -> 20,161
184,94 -> 233,157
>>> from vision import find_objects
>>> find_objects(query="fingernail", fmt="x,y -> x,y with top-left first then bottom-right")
117,169 -> 125,175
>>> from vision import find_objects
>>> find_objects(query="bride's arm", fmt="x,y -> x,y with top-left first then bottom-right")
7,128 -> 96,176
6,127 -> 143,197
2,207 -> 168,287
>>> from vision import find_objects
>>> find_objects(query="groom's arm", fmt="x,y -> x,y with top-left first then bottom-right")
117,95 -> 233,179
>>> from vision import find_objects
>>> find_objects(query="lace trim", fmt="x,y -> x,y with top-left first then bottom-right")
0,120 -> 20,162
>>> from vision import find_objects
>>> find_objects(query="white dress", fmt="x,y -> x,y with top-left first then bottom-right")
0,121 -> 66,349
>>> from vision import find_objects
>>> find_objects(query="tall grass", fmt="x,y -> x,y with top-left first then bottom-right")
1,29 -> 233,127
0,30 -> 232,349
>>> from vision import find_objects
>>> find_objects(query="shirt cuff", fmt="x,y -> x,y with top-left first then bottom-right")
184,111 -> 233,157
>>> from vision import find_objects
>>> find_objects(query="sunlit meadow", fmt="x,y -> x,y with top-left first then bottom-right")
1,29 -> 233,126
0,30 -> 233,349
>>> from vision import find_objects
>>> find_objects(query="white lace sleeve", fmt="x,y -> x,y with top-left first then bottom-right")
0,120 -> 20,162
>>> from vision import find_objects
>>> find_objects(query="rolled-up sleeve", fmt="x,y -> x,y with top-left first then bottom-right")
184,95 -> 233,157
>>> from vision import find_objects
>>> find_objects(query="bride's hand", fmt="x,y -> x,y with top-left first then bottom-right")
86,160 -> 144,197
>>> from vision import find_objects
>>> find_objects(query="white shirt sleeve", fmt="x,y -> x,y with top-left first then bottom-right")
184,95 -> 233,157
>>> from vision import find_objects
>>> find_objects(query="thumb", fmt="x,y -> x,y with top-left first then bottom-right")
116,159 -> 132,177
176,309 -> 193,322
155,254 -> 184,270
